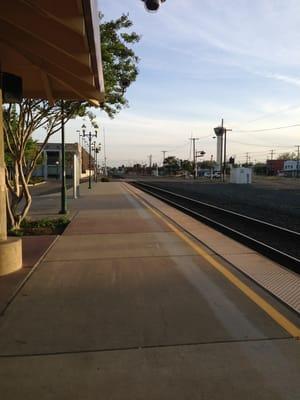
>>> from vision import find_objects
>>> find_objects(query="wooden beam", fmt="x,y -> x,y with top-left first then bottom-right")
0,22 -> 91,79
50,75 -> 100,107
0,36 -> 103,102
20,0 -> 85,35
40,71 -> 54,105
0,2 -> 86,54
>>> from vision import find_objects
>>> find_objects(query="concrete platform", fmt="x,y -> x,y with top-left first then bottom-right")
0,236 -> 56,313
0,182 -> 299,399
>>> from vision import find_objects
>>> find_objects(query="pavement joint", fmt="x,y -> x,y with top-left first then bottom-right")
41,254 -> 202,264
0,336 -> 293,359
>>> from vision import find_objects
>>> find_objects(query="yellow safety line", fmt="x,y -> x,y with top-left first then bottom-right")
125,184 -> 300,339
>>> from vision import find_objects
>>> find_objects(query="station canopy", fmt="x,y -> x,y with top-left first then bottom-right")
0,0 -> 105,105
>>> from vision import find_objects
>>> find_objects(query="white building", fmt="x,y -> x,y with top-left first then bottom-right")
283,160 -> 300,177
230,167 -> 252,184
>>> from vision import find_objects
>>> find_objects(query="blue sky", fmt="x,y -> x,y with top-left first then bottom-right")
42,0 -> 300,165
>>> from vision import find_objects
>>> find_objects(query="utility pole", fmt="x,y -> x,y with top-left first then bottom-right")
295,145 -> 300,178
190,138 -> 199,179
149,154 -> 152,168
162,150 -> 167,165
223,124 -> 232,182
246,152 -> 250,166
162,150 -> 168,176
269,149 -> 275,175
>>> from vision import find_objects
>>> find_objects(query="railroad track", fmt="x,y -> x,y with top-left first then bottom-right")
132,181 -> 300,274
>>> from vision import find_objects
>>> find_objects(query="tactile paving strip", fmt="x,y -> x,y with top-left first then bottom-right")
228,257 -> 300,313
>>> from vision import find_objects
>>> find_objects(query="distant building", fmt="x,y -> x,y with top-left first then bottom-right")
266,159 -> 284,176
283,160 -> 300,177
34,143 -> 94,179
230,167 -> 252,184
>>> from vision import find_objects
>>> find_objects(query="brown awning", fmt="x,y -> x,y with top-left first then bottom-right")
0,0 -> 104,105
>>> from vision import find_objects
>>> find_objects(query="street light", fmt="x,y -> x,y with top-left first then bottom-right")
55,160 -> 59,180
59,100 -> 67,214
92,142 -> 101,182
81,123 -> 98,189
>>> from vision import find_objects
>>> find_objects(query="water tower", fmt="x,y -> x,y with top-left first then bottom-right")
214,125 -> 225,171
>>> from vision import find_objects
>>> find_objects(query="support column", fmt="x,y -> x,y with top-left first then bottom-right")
73,153 -> 77,199
0,86 -> 7,241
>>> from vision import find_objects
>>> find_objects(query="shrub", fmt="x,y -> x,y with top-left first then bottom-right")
9,217 -> 70,236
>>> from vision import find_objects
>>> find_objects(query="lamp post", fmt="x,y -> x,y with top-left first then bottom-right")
59,100 -> 67,214
55,160 -> 59,180
92,142 -> 101,182
81,124 -> 98,189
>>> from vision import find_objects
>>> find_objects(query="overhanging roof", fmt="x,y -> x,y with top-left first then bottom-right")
0,0 -> 105,106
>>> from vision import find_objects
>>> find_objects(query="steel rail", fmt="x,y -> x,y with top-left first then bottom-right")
134,182 -> 300,236
132,182 -> 300,273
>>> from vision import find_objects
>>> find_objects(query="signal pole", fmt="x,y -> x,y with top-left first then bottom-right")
190,137 -> 199,179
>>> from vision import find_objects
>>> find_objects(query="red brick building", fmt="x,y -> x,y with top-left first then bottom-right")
266,159 -> 284,176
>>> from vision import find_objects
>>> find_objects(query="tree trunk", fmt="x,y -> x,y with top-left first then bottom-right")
5,159 -> 32,231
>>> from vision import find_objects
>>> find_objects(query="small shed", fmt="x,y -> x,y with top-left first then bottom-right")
230,167 -> 252,184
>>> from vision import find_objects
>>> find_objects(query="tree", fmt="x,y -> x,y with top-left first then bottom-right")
253,162 -> 267,175
163,156 -> 180,175
4,101 -> 90,230
4,14 -> 140,231
100,13 -> 140,117
277,152 -> 296,160
180,159 -> 193,173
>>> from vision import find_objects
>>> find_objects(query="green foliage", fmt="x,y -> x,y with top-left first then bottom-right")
253,163 -> 267,175
100,13 -> 140,117
9,217 -> 70,236
163,156 -> 181,174
29,176 -> 45,185
21,217 -> 69,229
180,159 -> 193,173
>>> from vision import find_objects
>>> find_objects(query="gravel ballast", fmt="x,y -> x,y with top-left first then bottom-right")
141,181 -> 300,233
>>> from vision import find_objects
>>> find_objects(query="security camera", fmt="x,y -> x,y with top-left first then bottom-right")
142,0 -> 166,12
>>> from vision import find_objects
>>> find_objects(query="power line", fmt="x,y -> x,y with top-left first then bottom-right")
229,140 -> 293,148
233,124 -> 300,133
230,103 -> 300,131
